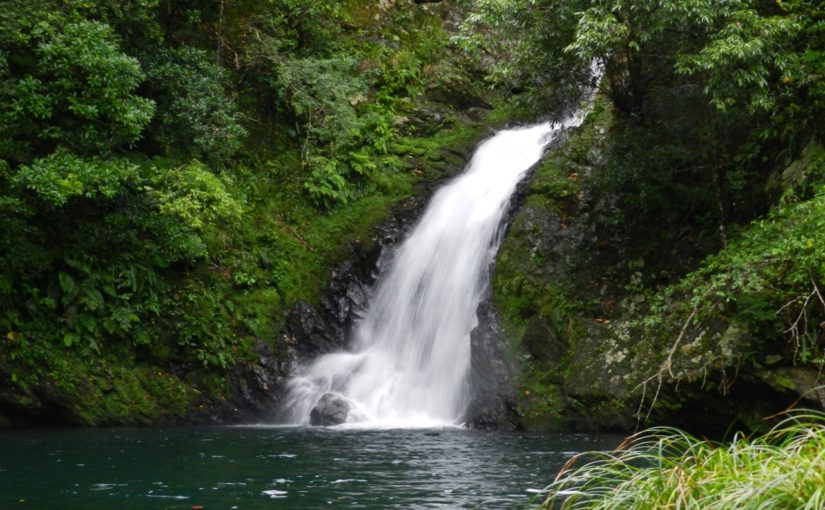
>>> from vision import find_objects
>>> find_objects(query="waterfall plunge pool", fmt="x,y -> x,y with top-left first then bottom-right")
1,113 -> 614,508
1,426 -> 620,509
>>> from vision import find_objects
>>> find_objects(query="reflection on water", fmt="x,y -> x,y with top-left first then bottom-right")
0,426 -> 620,509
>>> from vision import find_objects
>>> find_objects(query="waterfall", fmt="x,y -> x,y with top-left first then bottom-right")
282,114 -> 589,428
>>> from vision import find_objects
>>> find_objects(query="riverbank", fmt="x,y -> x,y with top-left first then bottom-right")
540,411 -> 825,509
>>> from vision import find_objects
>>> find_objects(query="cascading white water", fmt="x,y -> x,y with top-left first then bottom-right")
282,114 -> 589,428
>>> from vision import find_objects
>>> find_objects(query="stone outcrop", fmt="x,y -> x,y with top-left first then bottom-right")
310,393 -> 351,426
489,115 -> 825,436
465,300 -> 519,429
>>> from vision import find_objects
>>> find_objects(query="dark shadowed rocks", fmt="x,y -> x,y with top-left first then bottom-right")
466,300 -> 520,429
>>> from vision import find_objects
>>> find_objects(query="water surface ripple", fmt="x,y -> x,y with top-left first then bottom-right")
0,427 -> 619,509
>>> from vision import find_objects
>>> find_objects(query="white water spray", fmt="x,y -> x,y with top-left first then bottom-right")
282,113 -> 589,428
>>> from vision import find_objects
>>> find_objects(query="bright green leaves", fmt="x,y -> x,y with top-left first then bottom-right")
564,0 -> 821,126
57,271 -> 76,297
465,0 -> 825,381
304,150 -> 381,208
0,0 -> 488,410
3,153 -> 245,358
1,20 -> 154,159
566,0 -> 748,114
567,0 -> 743,60
5,76 -> 52,119
304,156 -> 351,208
14,150 -> 138,206
54,257 -> 161,354
0,11 -> 251,364
565,6 -> 630,60
642,174 -> 825,366
147,160 -> 244,231
542,413 -> 825,509
673,1 -> 823,169
271,55 -> 404,208
463,0 -> 818,120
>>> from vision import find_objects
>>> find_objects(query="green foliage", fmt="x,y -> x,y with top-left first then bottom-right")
541,411 -> 825,509
143,46 -> 246,162
462,0 -> 825,438
2,160 -> 247,380
457,0 -> 592,114
374,49 -> 426,101
646,182 -> 825,364
0,0 -> 498,425
167,278 -> 237,369
566,0 -> 736,113
146,160 -> 244,231
271,56 -> 366,159
304,155 -> 353,207
219,0 -> 345,59
13,150 -> 138,206
462,0 -> 823,183
0,20 -> 154,162
54,257 -> 162,351
675,1 -> 825,169
677,8 -> 801,113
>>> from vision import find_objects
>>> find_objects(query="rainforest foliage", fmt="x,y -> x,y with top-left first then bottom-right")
461,0 -> 824,226
462,0 -> 825,430
1,0 -> 823,426
0,0 -> 490,424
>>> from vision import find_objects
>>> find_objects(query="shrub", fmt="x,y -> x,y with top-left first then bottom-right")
542,411 -> 825,509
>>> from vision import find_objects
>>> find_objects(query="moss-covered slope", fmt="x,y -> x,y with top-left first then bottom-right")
494,100 -> 825,434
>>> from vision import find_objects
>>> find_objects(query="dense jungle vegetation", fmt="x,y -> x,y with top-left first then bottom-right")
462,0 -> 824,252
0,0 -> 823,438
459,1 -> 824,505
462,0 -> 825,432
0,0 -> 495,425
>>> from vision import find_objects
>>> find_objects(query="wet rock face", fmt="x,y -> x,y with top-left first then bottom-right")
221,208 -> 412,425
310,393 -> 351,426
466,300 -> 520,429
486,124 -> 825,436
285,299 -> 360,362
521,317 -> 565,367
281,197 -> 426,366
222,340 -> 289,423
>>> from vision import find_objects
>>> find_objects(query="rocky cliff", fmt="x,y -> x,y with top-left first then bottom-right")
489,100 -> 825,435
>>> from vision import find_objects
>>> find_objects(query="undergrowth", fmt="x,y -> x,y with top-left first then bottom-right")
541,410 -> 825,509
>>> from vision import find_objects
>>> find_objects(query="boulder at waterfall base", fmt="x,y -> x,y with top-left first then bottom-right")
310,393 -> 351,426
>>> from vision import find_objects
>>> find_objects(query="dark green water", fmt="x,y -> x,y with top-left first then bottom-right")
0,426 -> 619,509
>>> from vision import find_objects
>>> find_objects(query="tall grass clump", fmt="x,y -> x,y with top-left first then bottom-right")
541,411 -> 825,509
